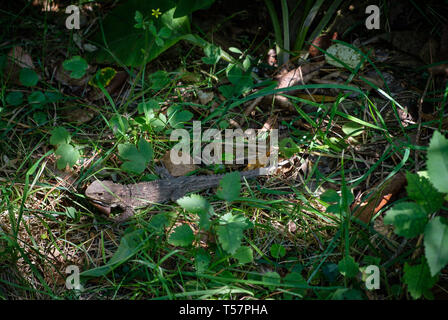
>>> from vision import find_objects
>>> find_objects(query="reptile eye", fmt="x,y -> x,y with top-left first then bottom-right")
97,193 -> 103,196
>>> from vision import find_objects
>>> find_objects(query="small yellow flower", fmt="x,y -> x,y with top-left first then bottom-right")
152,8 -> 161,18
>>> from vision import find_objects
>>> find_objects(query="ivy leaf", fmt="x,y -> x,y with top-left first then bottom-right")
404,259 -> 438,299
118,139 -> 153,174
427,131 -> 448,193
338,255 -> 359,278
50,127 -> 71,146
216,212 -> 250,254
406,172 -> 444,214
62,56 -> 88,79
216,171 -> 241,202
55,143 -> 80,170
384,202 -> 428,238
168,224 -> 194,247
6,91 -> 23,106
233,246 -> 253,265
19,68 -> 38,86
424,217 -> 448,276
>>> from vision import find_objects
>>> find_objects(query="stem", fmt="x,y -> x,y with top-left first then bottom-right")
264,0 -> 284,62
281,0 -> 290,64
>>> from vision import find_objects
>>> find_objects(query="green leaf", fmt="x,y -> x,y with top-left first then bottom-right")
233,246 -> 253,265
65,207 -> 77,219
384,202 -> 428,238
5,91 -> 23,106
33,111 -> 47,124
55,143 -> 80,170
176,194 -> 210,214
427,131 -> 448,193
270,244 -> 286,259
195,248 -> 210,273
81,229 -> 145,278
279,138 -> 301,158
134,10 -> 144,28
406,172 -> 444,214
109,115 -> 129,136
330,288 -> 364,300
158,27 -> 172,39
216,171 -> 241,202
216,212 -> 250,254
167,105 -> 193,128
320,189 -> 339,203
403,259 -> 438,299
138,99 -> 160,119
283,272 -> 307,297
168,224 -> 194,247
50,127 -> 71,146
202,43 -> 222,65
322,263 -> 339,282
19,68 -> 38,87
338,255 -> 359,278
28,91 -> 46,108
148,70 -> 171,90
118,139 -> 153,174
62,56 -> 88,79
342,122 -> 364,137
138,138 -> 153,160
424,217 -> 448,276
174,0 -> 215,17
90,3 -> 190,67
147,213 -> 169,234
262,271 -> 281,288
89,67 -> 116,88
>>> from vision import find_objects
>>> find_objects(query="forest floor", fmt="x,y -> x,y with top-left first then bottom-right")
0,0 -> 447,300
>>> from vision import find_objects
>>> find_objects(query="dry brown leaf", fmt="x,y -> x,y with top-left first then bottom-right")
88,71 -> 128,101
309,32 -> 337,58
197,90 -> 214,105
59,103 -> 95,124
3,46 -> 37,85
161,151 -> 198,177
351,173 -> 406,223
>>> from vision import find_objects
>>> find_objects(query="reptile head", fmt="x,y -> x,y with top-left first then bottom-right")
85,180 -> 121,206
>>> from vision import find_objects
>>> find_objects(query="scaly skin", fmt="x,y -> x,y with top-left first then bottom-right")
85,169 -> 264,221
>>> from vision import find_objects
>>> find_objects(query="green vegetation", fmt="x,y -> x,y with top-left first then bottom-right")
0,0 -> 447,300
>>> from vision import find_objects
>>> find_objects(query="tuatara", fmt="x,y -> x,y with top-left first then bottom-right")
85,169 -> 266,222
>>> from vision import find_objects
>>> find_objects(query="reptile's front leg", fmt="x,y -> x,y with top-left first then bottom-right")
115,206 -> 135,222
